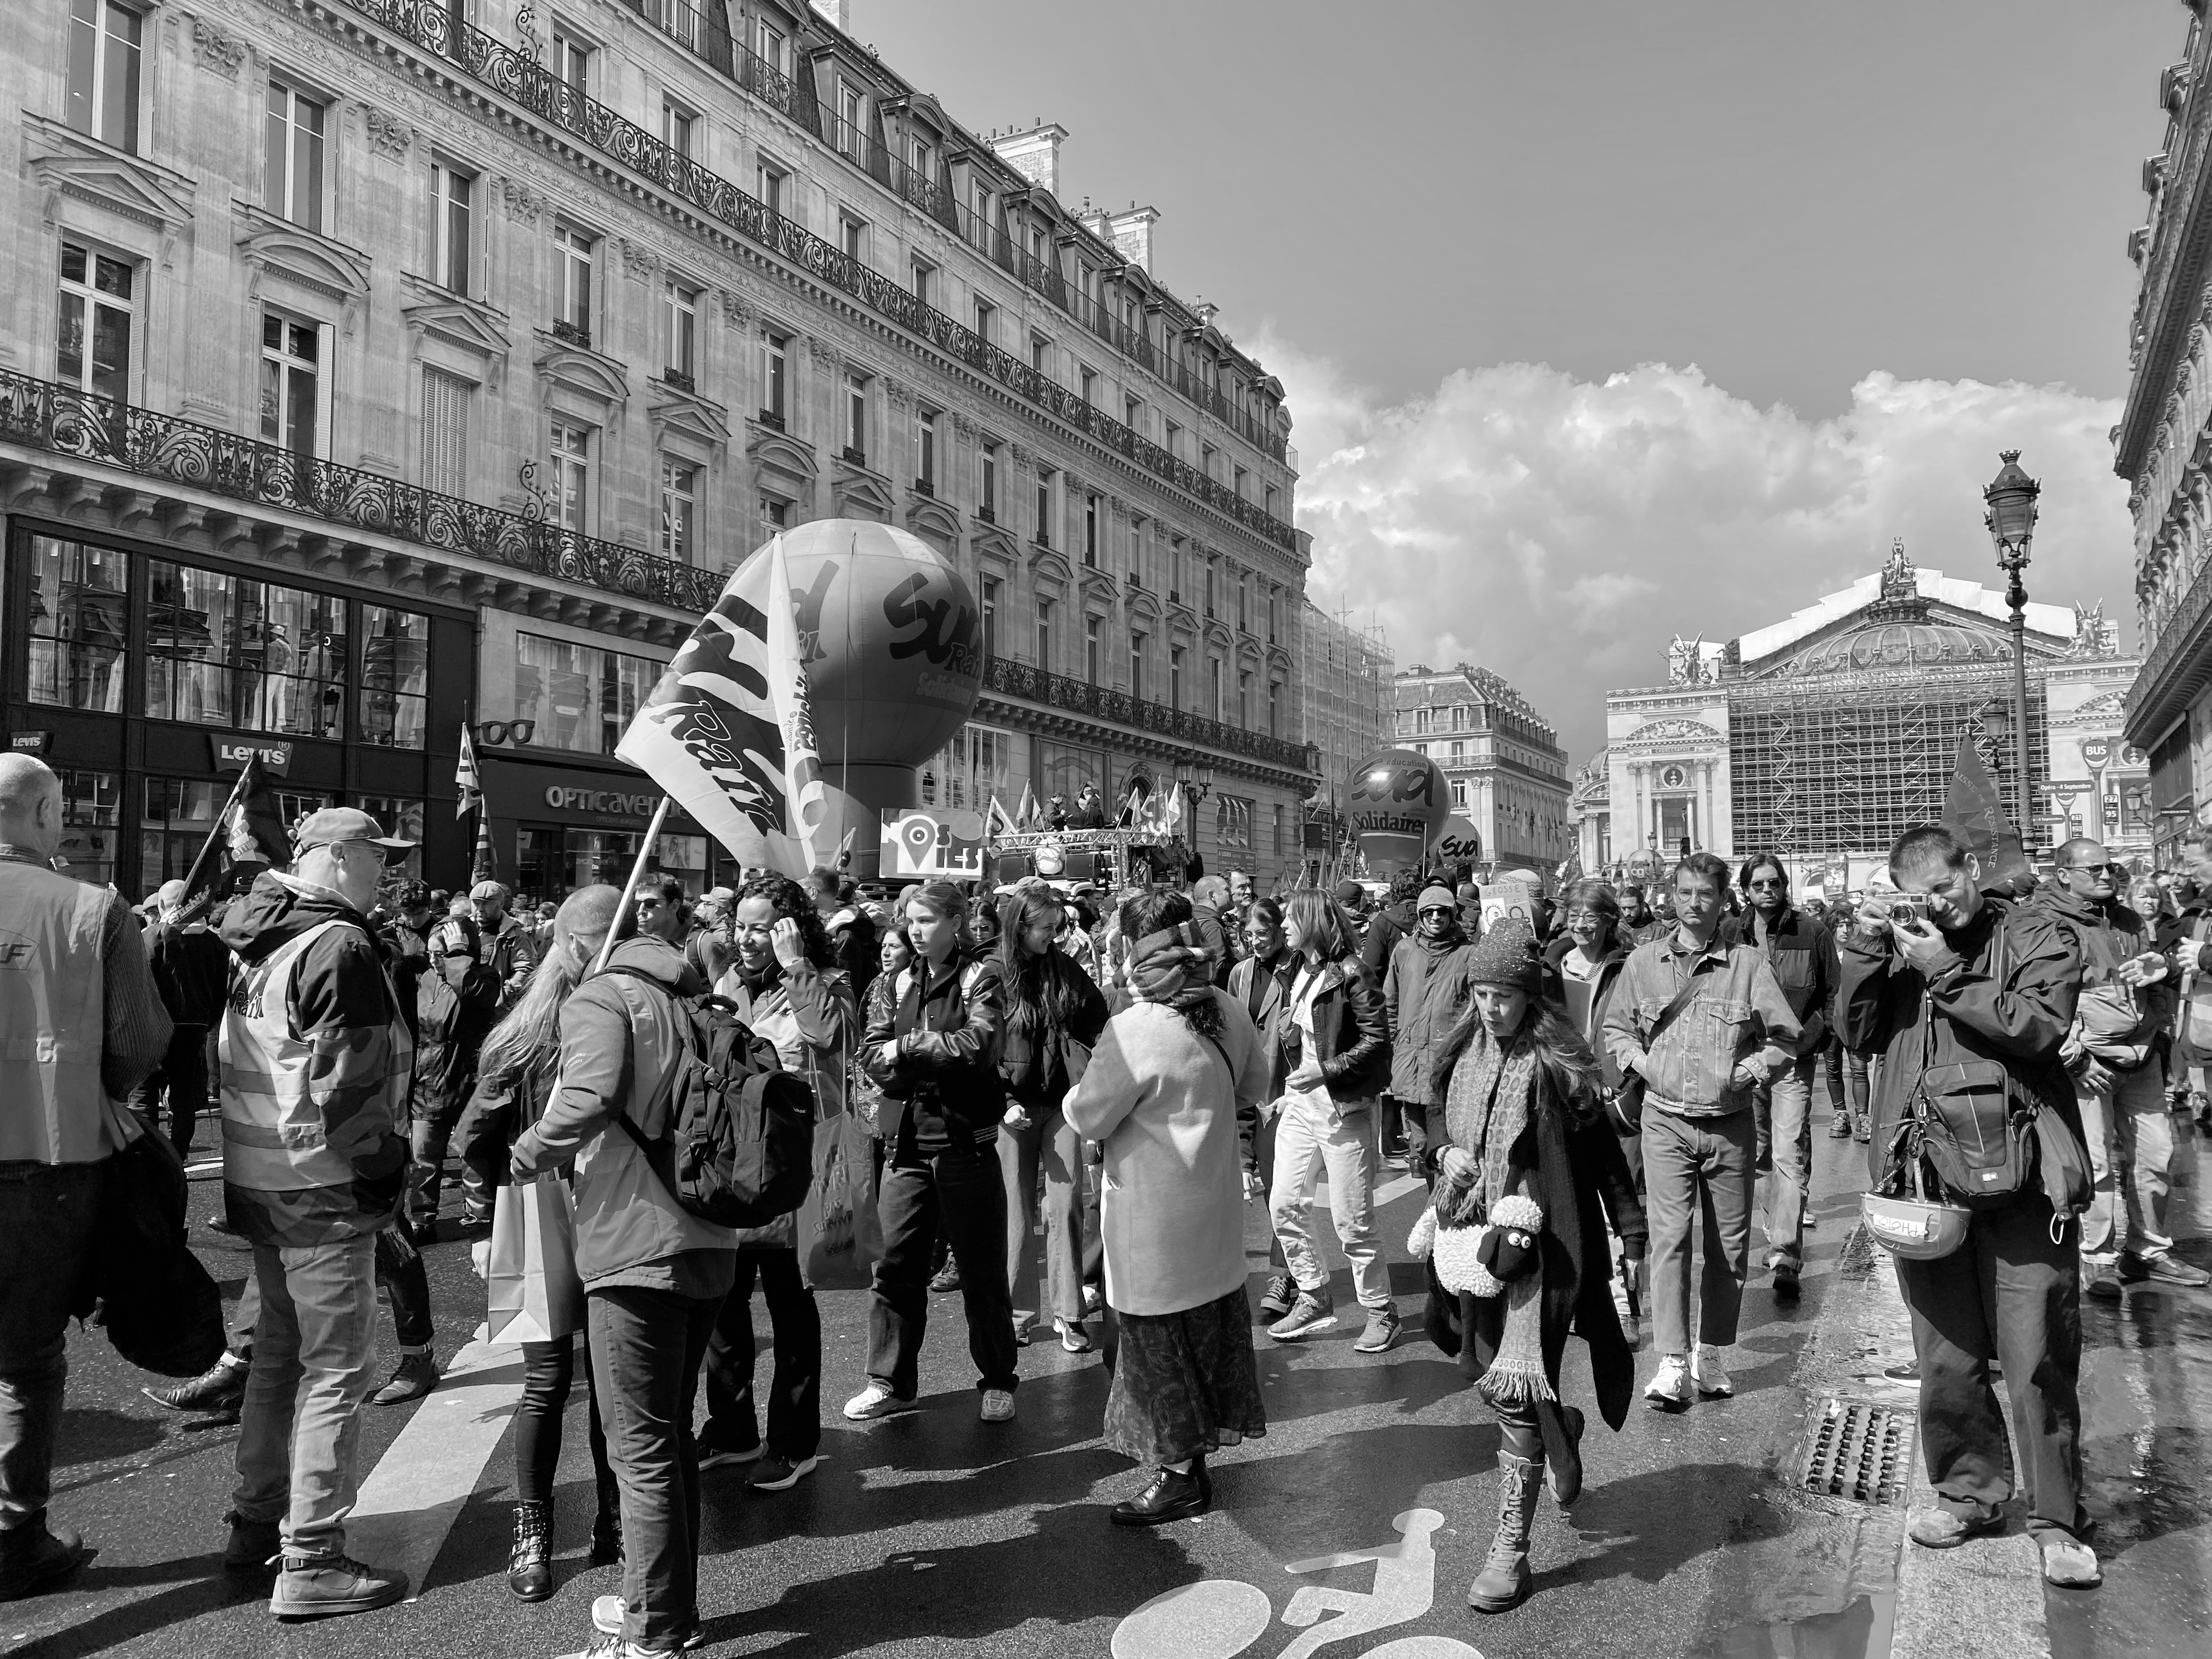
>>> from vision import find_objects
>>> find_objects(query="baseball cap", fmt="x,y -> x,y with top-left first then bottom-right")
470,879 -> 510,902
294,807 -> 415,861
1333,880 -> 1365,906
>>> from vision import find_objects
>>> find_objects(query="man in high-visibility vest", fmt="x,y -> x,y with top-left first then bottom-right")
218,807 -> 414,1621
0,755 -> 170,1602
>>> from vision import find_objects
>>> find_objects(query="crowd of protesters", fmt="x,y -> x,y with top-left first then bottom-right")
3,739 -> 2208,1645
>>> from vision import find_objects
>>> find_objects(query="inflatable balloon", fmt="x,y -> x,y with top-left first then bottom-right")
1347,747 -> 1451,872
720,521 -> 983,806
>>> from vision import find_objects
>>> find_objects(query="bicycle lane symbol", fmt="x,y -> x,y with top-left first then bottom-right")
1108,1509 -> 1482,1659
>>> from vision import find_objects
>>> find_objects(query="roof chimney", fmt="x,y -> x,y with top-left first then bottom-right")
989,121 -> 1068,198
810,0 -> 850,29
1107,204 -> 1159,272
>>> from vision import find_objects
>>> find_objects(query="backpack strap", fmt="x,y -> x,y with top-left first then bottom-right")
590,966 -> 686,1148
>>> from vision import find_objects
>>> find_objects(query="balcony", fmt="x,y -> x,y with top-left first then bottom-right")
840,444 -> 866,467
551,318 -> 591,350
661,368 -> 696,393
912,476 -> 934,499
0,368 -> 723,611
976,504 -> 995,524
757,407 -> 786,431
981,655 -> 1314,774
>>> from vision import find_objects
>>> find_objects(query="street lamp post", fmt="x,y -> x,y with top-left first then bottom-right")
1984,450 -> 2041,847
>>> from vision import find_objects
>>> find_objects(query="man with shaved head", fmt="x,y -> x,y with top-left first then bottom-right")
0,754 -> 172,1600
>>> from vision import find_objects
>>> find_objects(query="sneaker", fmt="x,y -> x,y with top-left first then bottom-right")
696,1443 -> 765,1472
1056,1318 -> 1094,1354
746,1454 -> 819,1492
1883,1358 -> 1921,1382
1352,1306 -> 1401,1354
2039,1535 -> 2103,1587
1692,1344 -> 1734,1398
842,1383 -> 915,1422
591,1595 -> 708,1649
1645,1354 -> 1692,1411
1267,1289 -> 1338,1342
1256,1272 -> 1296,1319
269,1551 -> 409,1621
1081,1283 -> 1102,1315
0,1523 -> 92,1601
370,1351 -> 438,1407
2117,1251 -> 2153,1284
1011,1314 -> 1038,1347
144,1353 -> 249,1417
2140,1252 -> 2211,1287
2085,1263 -> 2124,1302
1828,1114 -> 1853,1138
979,1389 -> 1017,1423
1907,1505 -> 1999,1549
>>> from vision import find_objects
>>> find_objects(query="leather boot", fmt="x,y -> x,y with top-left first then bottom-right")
507,1499 -> 552,1601
590,1475 -> 623,1566
0,1521 -> 91,1602
1109,1464 -> 1210,1526
1467,1449 -> 1543,1613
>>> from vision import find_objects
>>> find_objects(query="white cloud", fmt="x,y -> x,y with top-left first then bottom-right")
1256,334 -> 2134,764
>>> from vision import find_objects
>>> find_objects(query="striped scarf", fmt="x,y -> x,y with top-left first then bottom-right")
1125,923 -> 1220,1020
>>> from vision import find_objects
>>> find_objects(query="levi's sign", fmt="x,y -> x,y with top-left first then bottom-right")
211,737 -> 292,775
544,786 -> 662,816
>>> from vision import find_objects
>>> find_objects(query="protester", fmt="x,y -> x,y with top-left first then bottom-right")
994,887 -> 1110,1352
2161,828 -> 2212,1133
1190,875 -> 1240,986
1066,783 -> 1110,830
1547,878 -> 1644,1329
1064,890 -> 1268,1525
218,807 -> 416,1618
412,878 -> 537,1238
457,887 -> 622,1600
853,929 -> 914,1146
0,755 -> 171,1602
630,875 -> 690,946
848,881 -> 1018,1424
808,866 -> 879,1003
1839,824 -> 2100,1589
509,884 -> 736,1656
1720,854 -> 1838,1300
1230,900 -> 1299,1319
133,877 -> 232,1158
684,887 -> 734,988
1426,922 -> 1645,1612
1603,852 -> 1799,1410
699,876 -> 857,1491
1359,871 -> 1419,980
381,882 -> 437,1018
1266,888 -> 1397,1353
1383,883 -> 1477,1181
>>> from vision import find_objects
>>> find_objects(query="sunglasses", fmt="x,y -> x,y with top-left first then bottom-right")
2065,863 -> 2124,878
1418,907 -> 1454,919
1746,878 -> 1787,890
473,719 -> 538,746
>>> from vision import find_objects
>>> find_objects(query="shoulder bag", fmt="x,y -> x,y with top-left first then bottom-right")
1612,961 -> 1712,1133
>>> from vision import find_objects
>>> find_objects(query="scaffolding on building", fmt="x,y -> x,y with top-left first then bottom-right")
1301,601 -> 1393,859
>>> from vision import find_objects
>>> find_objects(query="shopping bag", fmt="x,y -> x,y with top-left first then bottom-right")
487,1176 -> 584,1345
803,1110 -> 882,1291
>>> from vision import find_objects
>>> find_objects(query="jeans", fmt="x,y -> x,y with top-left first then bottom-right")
1641,1106 -> 1756,1356
2075,1079 -> 2127,1263
867,1144 -> 1019,1397
231,1234 -> 380,1559
998,1103 -> 1085,1327
0,1160 -> 104,1534
589,1284 -> 722,1646
131,1024 -> 208,1158
228,1219 -> 433,1357
410,1036 -> 488,1223
2111,1063 -> 2180,1257
517,1332 -> 608,1506
1897,1193 -> 2085,1541
1269,1093 -> 1389,1311
1398,1098 -> 1433,1182
1760,1056 -> 1815,1271
702,1249 -> 820,1462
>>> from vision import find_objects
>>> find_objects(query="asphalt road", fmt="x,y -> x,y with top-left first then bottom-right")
13,1117 -> 2200,1659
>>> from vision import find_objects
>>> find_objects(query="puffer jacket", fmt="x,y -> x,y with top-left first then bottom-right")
509,936 -> 736,1285
1384,928 -> 1476,1105
1282,951 -> 1391,1108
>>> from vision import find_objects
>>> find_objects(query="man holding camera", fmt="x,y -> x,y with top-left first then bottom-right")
1837,824 -> 2098,1588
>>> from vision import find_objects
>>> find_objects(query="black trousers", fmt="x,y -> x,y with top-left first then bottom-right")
410,1035 -> 489,1222
517,1330 -> 610,1505
131,1024 -> 208,1157
701,1248 -> 821,1461
866,1143 -> 1018,1397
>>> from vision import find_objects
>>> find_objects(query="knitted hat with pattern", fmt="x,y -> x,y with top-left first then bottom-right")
1464,918 -> 1543,993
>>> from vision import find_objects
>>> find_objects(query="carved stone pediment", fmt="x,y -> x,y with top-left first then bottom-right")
907,498 -> 962,545
970,523 -> 1021,566
25,115 -> 196,232
1026,546 -> 1075,584
747,427 -> 818,481
1125,586 -> 1164,623
1622,718 -> 1723,746
1077,568 -> 1119,606
647,381 -> 731,447
831,460 -> 894,521
534,338 -> 630,407
235,206 -> 371,307
400,277 -> 513,360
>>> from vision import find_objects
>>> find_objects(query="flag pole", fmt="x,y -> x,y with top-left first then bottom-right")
595,796 -> 674,974
177,764 -> 259,901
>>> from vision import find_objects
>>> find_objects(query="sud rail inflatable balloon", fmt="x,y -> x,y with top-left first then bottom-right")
1347,747 -> 1451,872
721,521 -> 983,806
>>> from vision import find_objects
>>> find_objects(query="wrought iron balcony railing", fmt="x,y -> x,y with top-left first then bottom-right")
0,368 -> 725,612
339,0 -> 1296,549
981,655 -> 1313,773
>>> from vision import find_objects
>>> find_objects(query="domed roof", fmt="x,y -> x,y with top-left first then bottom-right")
1783,622 -> 2010,678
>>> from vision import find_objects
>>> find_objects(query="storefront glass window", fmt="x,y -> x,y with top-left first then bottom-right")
513,632 -> 663,755
27,535 -> 128,711
360,606 -> 429,750
139,776 -> 330,889
355,793 -> 425,880
145,560 -> 346,738
55,769 -> 121,889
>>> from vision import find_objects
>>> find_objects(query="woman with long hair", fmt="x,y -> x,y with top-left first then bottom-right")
458,885 -> 624,1601
1064,889 -> 1269,1523
1424,922 -> 1645,1613
1265,887 -> 1395,1352
995,884 -> 1110,1351
847,881 -> 1019,1424
1229,899 -> 1298,1319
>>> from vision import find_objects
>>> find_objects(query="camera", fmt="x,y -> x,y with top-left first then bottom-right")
1886,893 -> 1931,926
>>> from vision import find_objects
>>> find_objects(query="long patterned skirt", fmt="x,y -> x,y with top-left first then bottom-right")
1103,1286 -> 1268,1466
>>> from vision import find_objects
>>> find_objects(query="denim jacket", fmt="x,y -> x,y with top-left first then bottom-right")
1601,931 -> 1799,1118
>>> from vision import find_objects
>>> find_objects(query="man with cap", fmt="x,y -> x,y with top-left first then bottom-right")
409,878 -> 537,1236
133,877 -> 234,1158
216,806 -> 416,1618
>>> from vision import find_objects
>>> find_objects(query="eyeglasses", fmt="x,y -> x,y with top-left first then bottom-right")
2066,863 -> 2124,878
472,719 -> 538,747
636,897 -> 666,911
1746,878 -> 1787,891
1418,907 -> 1454,919
1563,907 -> 1605,923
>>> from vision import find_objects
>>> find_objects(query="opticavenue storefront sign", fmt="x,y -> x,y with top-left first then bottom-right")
479,755 -> 698,832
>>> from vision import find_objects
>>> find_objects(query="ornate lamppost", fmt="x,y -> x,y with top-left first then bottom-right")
1984,450 -> 2041,844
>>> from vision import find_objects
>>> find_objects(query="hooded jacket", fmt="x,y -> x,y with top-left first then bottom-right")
2027,884 -> 2170,1060
218,871 -> 411,1245
1384,925 -> 1476,1105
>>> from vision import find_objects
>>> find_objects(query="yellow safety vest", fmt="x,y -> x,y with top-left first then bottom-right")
0,862 -> 115,1164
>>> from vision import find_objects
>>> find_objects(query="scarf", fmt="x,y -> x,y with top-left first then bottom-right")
1437,1024 -> 1553,1406
1126,923 -> 1220,1020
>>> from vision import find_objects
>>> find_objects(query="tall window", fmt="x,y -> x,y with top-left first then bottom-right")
659,459 -> 696,562
663,280 -> 697,384
844,373 -> 867,460
360,605 -> 429,749
259,311 -> 321,456
1034,469 -> 1053,546
1238,669 -> 1252,726
145,561 -> 346,738
550,27 -> 590,93
264,81 -> 326,232
426,160 -> 473,294
980,577 -> 999,659
1129,632 -> 1146,698
1204,560 -> 1216,616
979,443 -> 997,518
1164,418 -> 1181,460
554,224 -> 594,344
914,409 -> 936,493
837,83 -> 864,157
758,493 -> 789,541
756,159 -> 785,216
1238,573 -> 1250,632
755,17 -> 788,71
56,241 -> 133,402
910,258 -> 933,308
1084,494 -> 1099,567
974,296 -> 994,345
1269,680 -> 1283,738
420,366 -> 469,495
1035,600 -> 1052,670
1170,645 -> 1184,709
663,101 -> 696,159
515,633 -> 661,755
759,328 -> 787,422
1085,616 -> 1101,685
1031,335 -> 1050,375
841,215 -> 866,265
1210,657 -> 1223,722
26,535 -> 128,712
549,421 -> 590,530
1079,366 -> 1096,405
66,0 -> 141,152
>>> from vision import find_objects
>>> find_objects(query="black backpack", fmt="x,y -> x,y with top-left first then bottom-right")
603,969 -> 815,1229
83,1122 -> 227,1376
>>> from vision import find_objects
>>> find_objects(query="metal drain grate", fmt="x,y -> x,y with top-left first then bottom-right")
1802,1394 -> 1914,1505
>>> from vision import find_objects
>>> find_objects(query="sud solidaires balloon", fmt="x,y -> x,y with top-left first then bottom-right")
718,521 -> 984,808
1347,747 -> 1450,870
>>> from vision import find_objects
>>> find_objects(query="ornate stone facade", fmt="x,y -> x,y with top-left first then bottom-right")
1389,665 -> 1571,872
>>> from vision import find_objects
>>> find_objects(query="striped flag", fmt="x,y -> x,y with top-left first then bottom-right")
615,534 -> 827,878
471,809 -> 496,883
1017,781 -> 1041,830
456,722 -> 484,820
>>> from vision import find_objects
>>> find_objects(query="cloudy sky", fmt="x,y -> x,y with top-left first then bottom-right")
864,0 -> 2179,760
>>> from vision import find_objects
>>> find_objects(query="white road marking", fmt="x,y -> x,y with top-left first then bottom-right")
343,1324 -> 525,1601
